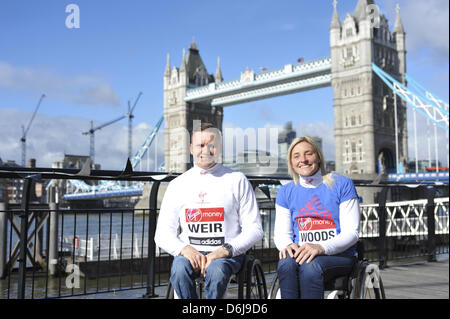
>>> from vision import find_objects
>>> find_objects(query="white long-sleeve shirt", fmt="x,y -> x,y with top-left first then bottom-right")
155,163 -> 264,257
274,170 -> 360,256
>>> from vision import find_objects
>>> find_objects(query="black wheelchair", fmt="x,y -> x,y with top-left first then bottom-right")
268,242 -> 386,299
165,253 -> 268,299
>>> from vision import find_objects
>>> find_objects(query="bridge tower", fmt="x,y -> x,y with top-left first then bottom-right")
163,40 -> 224,172
330,0 -> 408,176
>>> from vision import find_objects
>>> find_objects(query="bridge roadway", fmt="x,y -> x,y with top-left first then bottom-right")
66,258 -> 449,299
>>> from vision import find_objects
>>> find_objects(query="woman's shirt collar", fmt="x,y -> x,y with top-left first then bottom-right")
299,169 -> 323,188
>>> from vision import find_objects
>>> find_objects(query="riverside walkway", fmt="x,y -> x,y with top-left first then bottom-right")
68,259 -> 449,299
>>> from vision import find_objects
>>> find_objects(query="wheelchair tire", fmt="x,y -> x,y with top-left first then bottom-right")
166,281 -> 175,299
245,257 -> 268,299
268,274 -> 280,299
358,264 -> 386,299
165,280 -> 204,299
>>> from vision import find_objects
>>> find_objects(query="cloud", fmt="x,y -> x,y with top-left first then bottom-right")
0,61 -> 120,107
388,0 -> 449,64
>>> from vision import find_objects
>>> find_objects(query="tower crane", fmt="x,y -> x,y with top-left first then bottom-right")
127,92 -> 142,159
82,92 -> 142,164
20,94 -> 46,166
82,114 -> 127,164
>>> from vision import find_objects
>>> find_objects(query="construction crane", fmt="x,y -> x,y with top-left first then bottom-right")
82,114 -> 127,164
20,94 -> 46,166
127,92 -> 142,159
82,92 -> 142,164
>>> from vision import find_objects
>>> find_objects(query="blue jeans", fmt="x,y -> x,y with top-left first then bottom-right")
277,254 -> 356,299
170,254 -> 246,299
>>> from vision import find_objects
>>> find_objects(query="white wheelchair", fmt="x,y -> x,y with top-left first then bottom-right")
268,242 -> 386,299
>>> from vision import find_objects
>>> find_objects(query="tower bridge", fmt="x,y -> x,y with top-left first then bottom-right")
184,57 -> 332,107
163,0 -> 412,176
64,0 -> 448,201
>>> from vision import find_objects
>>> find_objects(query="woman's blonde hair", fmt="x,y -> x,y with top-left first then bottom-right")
287,136 -> 335,188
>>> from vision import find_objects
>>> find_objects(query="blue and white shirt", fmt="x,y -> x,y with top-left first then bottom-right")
274,170 -> 360,256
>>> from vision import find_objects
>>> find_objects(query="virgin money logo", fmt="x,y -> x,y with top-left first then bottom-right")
185,207 -> 225,223
186,208 -> 202,222
297,217 -> 313,231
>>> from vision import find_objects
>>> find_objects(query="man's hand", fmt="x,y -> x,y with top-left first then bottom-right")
200,246 -> 229,277
180,245 -> 206,272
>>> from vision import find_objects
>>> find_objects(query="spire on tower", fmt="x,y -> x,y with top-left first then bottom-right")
190,36 -> 198,50
330,0 -> 341,29
180,48 -> 187,72
215,56 -> 223,83
164,53 -> 171,76
393,3 -> 405,34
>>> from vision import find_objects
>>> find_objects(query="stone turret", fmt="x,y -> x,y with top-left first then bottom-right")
330,0 -> 408,176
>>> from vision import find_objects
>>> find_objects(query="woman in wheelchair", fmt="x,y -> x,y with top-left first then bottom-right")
274,136 -> 361,299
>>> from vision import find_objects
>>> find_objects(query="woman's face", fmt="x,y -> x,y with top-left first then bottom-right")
290,141 -> 320,177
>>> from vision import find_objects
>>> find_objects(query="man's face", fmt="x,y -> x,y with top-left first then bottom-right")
190,130 -> 221,169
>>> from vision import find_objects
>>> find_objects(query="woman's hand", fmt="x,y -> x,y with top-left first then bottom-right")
294,243 -> 325,264
279,243 -> 325,264
279,243 -> 300,259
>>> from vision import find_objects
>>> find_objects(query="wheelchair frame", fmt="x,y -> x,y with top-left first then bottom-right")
165,254 -> 268,299
268,242 -> 386,299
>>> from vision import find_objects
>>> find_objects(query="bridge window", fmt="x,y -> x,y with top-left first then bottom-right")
351,142 -> 356,153
346,47 -> 353,58
346,28 -> 353,37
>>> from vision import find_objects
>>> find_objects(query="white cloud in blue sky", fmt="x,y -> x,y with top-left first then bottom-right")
0,61 -> 120,107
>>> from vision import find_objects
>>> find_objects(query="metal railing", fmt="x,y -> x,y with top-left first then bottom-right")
0,166 -> 448,299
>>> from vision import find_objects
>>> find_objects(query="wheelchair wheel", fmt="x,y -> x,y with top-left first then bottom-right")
165,279 -> 204,299
166,281 -> 175,299
268,274 -> 280,299
358,263 -> 386,299
245,257 -> 267,299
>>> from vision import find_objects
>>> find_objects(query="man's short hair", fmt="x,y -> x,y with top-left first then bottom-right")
191,122 -> 216,139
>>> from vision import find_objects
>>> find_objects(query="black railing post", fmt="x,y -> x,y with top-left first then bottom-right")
143,180 -> 160,298
378,186 -> 389,269
0,201 -> 7,279
425,186 -> 437,262
18,178 -> 32,299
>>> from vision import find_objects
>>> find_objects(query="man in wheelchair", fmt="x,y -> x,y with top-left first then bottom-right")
273,137 -> 361,299
155,122 -> 264,299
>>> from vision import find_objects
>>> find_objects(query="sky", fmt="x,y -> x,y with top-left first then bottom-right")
0,0 -> 448,170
